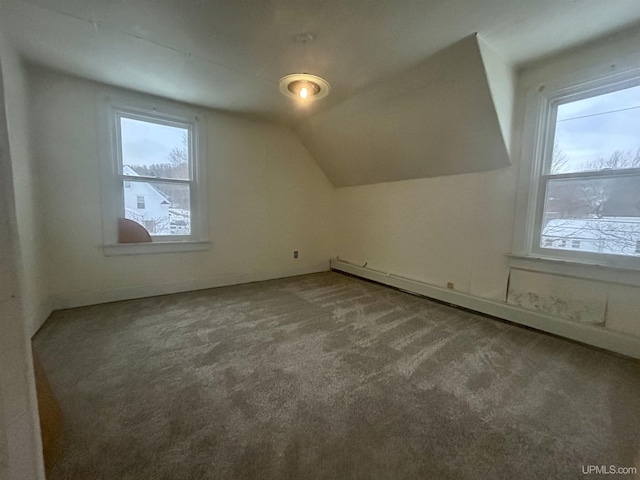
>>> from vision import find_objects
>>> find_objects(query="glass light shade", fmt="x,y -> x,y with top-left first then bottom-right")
279,74 -> 330,101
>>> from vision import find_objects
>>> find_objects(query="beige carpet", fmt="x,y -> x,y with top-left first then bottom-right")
33,272 -> 640,479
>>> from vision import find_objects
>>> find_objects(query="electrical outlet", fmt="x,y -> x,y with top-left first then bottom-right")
447,282 -> 454,290
293,251 -> 298,259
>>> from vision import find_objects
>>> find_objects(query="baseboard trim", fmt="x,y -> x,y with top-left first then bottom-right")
330,258 -> 640,359
51,262 -> 330,312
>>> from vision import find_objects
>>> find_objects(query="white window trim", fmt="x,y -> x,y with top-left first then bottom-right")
512,64 -> 640,281
97,92 -> 209,255
103,241 -> 210,257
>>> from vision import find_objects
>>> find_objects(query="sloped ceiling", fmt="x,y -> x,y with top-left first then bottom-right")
295,35 -> 511,186
3,0 -> 640,125
2,0 -> 640,185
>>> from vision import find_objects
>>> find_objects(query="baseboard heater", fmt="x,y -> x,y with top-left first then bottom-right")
330,258 -> 640,359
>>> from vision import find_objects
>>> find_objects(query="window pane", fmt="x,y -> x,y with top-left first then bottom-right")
540,175 -> 640,256
120,116 -> 190,180
552,85 -> 640,173
123,180 -> 190,236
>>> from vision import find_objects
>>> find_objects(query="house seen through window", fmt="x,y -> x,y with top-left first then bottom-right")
99,96 -> 207,254
537,83 -> 640,261
119,116 -> 192,237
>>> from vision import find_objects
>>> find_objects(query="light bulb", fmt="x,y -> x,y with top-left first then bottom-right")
300,87 -> 308,99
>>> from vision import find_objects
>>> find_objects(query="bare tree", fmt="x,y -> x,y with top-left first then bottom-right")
550,141 -> 570,174
125,210 -> 171,235
158,133 -> 190,209
575,150 -> 640,219
583,148 -> 640,171
543,149 -> 640,256
167,133 -> 189,178
131,133 -> 190,210
544,218 -> 640,255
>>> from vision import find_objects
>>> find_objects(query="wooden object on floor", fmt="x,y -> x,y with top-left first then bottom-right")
33,351 -> 63,473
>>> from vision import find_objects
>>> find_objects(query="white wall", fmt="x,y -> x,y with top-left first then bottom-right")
29,67 -> 336,310
333,27 -> 640,343
332,35 -> 518,302
334,162 -> 518,301
0,30 -> 46,480
2,42 -> 49,336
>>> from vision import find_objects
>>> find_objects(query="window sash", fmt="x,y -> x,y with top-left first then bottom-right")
114,110 -> 198,242
541,167 -> 640,182
115,110 -> 195,182
119,177 -> 195,239
532,173 -> 640,261
99,93 -> 208,252
522,73 -> 640,268
121,175 -> 192,186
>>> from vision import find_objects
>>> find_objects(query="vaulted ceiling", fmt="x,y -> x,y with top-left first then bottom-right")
3,0 -> 640,126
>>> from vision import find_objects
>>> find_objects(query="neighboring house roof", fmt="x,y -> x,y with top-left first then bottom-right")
542,217 -> 640,256
123,165 -> 139,176
123,165 -> 172,205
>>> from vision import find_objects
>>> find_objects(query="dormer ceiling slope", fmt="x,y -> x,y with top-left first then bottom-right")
295,35 -> 512,186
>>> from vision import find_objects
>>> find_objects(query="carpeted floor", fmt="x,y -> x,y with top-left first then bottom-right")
33,271 -> 640,479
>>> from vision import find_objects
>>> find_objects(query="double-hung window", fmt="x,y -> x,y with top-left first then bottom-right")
516,71 -> 640,271
99,94 -> 208,255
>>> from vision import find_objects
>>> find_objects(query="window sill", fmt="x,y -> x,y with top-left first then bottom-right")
507,254 -> 640,287
104,241 -> 210,256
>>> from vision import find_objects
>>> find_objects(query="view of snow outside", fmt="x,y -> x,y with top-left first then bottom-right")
542,85 -> 640,257
120,117 -> 191,236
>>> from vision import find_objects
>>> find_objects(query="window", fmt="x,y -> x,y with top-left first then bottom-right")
516,72 -> 640,270
99,94 -> 208,255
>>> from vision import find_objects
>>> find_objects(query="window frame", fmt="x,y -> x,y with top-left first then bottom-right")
513,67 -> 640,272
98,93 -> 209,256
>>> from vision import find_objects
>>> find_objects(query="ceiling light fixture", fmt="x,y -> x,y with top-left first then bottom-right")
279,73 -> 330,101
279,33 -> 330,101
